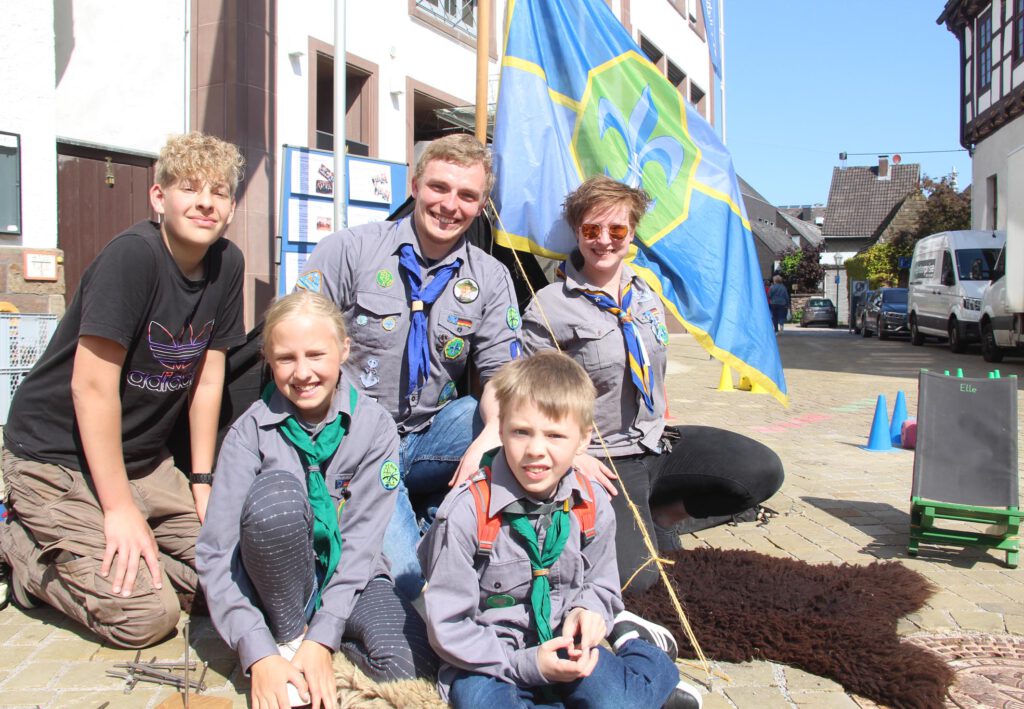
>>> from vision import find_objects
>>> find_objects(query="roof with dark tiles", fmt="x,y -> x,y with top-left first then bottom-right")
822,163 -> 920,237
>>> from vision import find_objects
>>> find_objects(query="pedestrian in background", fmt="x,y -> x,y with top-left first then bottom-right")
768,275 -> 790,334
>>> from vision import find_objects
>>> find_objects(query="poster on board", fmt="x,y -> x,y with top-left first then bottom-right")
286,197 -> 336,244
349,159 -> 392,204
290,151 -> 335,197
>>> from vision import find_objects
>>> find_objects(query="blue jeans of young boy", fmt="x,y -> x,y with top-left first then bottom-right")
383,396 -> 481,600
448,640 -> 679,709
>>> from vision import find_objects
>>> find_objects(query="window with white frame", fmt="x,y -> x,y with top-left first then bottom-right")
415,0 -> 476,38
0,132 -> 21,235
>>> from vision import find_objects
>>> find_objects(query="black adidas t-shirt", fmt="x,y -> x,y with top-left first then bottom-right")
4,220 -> 245,475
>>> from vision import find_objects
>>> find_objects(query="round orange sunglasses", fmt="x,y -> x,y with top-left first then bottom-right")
580,223 -> 630,241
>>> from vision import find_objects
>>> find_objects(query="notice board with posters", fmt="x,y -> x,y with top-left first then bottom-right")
277,146 -> 408,295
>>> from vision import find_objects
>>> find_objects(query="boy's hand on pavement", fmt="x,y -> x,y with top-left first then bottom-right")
100,504 -> 162,596
291,641 -> 337,709
250,654 -> 308,709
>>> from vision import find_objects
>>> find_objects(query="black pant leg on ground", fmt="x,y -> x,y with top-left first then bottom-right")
340,576 -> 439,681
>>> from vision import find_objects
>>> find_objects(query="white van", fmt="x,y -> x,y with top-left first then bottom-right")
980,247 -> 1023,362
907,230 -> 1005,352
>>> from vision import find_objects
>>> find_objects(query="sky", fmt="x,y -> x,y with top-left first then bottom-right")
724,1 -> 972,207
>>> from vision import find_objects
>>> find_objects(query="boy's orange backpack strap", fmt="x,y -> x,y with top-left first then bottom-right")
470,466 -> 502,556
572,470 -> 598,546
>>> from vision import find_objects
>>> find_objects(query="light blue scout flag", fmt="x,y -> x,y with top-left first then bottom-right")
492,0 -> 787,404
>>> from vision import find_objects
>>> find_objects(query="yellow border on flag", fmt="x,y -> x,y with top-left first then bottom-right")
630,260 -> 789,407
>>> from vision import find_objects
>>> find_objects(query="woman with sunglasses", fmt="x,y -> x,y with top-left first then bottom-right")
522,175 -> 785,603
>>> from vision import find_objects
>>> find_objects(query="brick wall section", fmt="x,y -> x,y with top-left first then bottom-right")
0,248 -> 66,315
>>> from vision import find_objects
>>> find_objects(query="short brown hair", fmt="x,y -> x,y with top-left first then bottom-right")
491,351 -> 595,433
563,175 -> 651,232
263,290 -> 348,357
413,133 -> 494,195
155,132 -> 246,197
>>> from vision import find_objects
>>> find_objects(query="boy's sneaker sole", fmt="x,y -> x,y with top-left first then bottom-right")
610,610 -> 678,659
663,679 -> 703,709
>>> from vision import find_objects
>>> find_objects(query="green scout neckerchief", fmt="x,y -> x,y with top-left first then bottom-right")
261,382 -> 357,609
482,451 -> 572,643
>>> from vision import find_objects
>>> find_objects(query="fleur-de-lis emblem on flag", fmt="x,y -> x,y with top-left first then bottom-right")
598,85 -> 685,196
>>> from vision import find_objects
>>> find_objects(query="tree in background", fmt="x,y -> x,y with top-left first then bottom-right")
845,176 -> 970,287
779,243 -> 824,292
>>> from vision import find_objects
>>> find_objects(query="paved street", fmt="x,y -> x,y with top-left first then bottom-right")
0,328 -> 1021,708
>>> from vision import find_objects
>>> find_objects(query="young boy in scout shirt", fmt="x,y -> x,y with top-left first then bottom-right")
418,352 -> 702,708
296,134 -> 521,599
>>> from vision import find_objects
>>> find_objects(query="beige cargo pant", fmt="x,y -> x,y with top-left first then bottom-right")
1,449 -> 199,647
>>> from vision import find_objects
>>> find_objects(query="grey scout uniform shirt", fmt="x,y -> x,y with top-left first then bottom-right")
196,374 -> 400,671
522,261 -> 670,457
417,451 -> 623,698
298,218 -> 521,434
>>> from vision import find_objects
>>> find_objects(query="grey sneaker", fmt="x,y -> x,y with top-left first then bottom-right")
609,610 -> 678,659
663,679 -> 703,709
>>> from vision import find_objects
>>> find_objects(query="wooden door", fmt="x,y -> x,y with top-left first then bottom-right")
57,144 -> 155,301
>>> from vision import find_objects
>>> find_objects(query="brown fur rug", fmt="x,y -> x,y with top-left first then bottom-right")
334,652 -> 446,708
630,548 -> 955,709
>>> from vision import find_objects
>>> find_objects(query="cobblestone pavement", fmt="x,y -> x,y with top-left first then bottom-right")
0,329 -> 1021,708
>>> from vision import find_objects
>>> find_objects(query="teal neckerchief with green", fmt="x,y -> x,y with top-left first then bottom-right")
261,382 -> 357,609
484,451 -> 572,643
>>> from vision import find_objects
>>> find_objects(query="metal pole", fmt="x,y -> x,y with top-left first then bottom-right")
334,0 -> 348,230
475,0 -> 492,142
719,0 -> 726,143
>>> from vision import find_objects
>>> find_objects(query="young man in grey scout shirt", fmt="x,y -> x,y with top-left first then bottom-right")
418,353 -> 700,708
296,134 -> 521,598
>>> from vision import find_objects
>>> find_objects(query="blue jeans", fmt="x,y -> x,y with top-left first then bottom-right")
448,641 -> 679,709
383,396 -> 481,600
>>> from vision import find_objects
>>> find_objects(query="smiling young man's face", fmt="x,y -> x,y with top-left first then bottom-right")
500,397 -> 590,500
410,159 -> 487,260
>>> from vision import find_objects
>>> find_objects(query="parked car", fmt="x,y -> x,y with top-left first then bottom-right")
800,298 -> 837,328
852,289 -> 875,335
861,287 -> 908,340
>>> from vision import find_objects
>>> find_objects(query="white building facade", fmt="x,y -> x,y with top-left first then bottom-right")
939,0 -> 1024,231
0,0 -> 717,323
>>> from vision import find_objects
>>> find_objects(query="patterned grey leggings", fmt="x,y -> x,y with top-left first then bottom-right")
239,469 -> 437,681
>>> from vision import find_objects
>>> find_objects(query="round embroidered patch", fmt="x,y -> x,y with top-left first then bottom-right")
379,461 -> 400,491
356,314 -> 368,326
486,594 -> 516,609
453,278 -> 479,303
376,270 -> 394,288
444,337 -> 465,359
382,316 -> 397,331
506,306 -> 521,330
656,323 -> 669,345
437,380 -> 457,405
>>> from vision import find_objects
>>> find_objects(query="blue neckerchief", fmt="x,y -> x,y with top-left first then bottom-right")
560,261 -> 655,412
398,242 -> 462,397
